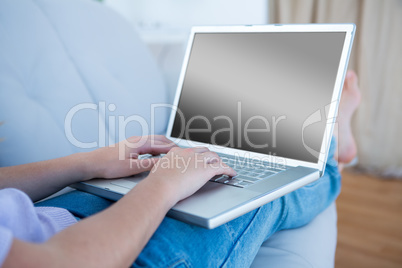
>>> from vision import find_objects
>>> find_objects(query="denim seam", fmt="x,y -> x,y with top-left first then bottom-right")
220,207 -> 262,268
224,221 -> 237,241
167,258 -> 192,268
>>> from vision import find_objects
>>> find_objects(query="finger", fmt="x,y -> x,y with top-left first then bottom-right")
136,139 -> 178,156
168,147 -> 208,155
200,151 -> 220,164
192,147 -> 210,154
124,137 -> 169,148
146,135 -> 177,146
128,135 -> 166,142
209,161 -> 237,177
169,146 -> 182,153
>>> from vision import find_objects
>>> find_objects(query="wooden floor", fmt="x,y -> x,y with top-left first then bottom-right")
335,169 -> 402,268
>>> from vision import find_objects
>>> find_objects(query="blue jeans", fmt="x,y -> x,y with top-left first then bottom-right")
36,138 -> 340,267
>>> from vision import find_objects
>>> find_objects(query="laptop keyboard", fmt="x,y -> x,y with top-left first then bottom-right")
209,153 -> 288,188
140,152 -> 288,188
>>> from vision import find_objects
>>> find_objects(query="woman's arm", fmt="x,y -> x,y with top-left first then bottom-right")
3,146 -> 235,267
0,152 -> 94,202
0,135 -> 175,201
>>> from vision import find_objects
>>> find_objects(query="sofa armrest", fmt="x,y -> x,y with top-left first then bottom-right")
251,202 -> 337,268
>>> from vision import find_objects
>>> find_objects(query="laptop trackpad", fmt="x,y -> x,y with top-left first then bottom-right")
172,182 -> 258,218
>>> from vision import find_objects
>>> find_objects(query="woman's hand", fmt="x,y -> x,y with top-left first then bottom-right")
86,135 -> 177,180
145,147 -> 236,205
1,140 -> 235,268
2,146 -> 235,268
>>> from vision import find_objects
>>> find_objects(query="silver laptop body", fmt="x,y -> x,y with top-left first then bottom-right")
72,24 -> 355,229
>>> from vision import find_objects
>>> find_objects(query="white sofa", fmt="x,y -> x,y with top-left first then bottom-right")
0,0 -> 337,266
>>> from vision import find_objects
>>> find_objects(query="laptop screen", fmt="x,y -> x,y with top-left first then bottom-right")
170,31 -> 346,163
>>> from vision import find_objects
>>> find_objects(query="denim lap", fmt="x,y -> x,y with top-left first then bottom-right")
36,138 -> 340,267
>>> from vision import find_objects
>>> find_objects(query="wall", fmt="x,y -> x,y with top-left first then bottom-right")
103,0 -> 269,101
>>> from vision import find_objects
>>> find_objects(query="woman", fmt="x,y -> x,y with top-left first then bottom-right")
0,72 -> 360,267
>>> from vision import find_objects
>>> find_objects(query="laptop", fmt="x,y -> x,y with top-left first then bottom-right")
72,24 -> 355,229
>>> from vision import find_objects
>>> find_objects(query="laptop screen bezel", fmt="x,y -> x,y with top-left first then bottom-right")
165,24 -> 355,173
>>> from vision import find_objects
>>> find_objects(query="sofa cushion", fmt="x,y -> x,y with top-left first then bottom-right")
0,1 -> 337,267
0,0 -> 168,166
251,202 -> 337,268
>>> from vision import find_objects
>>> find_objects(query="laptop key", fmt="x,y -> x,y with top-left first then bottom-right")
234,175 -> 259,182
209,152 -> 288,188
210,175 -> 224,182
236,170 -> 248,176
242,171 -> 259,178
215,175 -> 231,184
227,178 -> 242,184
237,180 -> 253,187
225,178 -> 243,187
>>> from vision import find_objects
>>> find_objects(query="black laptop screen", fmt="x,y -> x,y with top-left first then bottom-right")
170,32 -> 346,163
